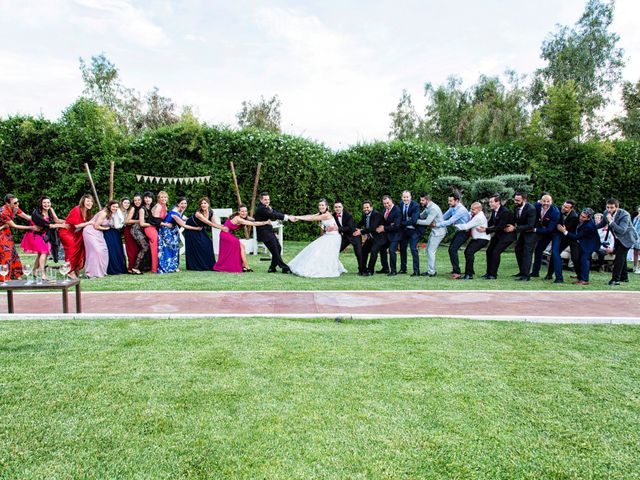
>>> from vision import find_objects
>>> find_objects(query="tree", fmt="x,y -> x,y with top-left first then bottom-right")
79,53 -> 181,135
614,80 -> 640,139
535,0 -> 625,132
388,89 -> 420,140
422,76 -> 468,144
236,95 -> 281,133
540,81 -> 582,144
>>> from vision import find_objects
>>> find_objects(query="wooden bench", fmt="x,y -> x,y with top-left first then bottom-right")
0,278 -> 82,314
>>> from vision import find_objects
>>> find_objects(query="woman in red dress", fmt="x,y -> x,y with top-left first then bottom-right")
123,194 -> 142,273
214,204 -> 270,273
58,194 -> 95,279
0,194 -> 40,279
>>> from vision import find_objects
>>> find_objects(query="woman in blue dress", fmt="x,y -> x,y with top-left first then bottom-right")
183,197 -> 228,271
158,197 -> 202,274
104,200 -> 127,275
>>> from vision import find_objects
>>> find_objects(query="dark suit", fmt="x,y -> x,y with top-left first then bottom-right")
399,200 -> 423,274
595,208 -> 637,282
565,219 -> 599,282
547,209 -> 580,281
358,209 -> 386,273
531,203 -> 561,276
254,203 -> 290,272
334,210 -> 365,274
513,202 -> 537,278
485,205 -> 516,277
379,205 -> 402,273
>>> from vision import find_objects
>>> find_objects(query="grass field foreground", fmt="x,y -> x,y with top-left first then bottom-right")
1,317 -> 640,479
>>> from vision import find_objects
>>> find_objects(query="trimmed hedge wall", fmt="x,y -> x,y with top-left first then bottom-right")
1,101 -> 639,240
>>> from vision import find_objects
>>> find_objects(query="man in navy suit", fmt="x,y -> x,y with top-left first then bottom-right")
558,208 -> 600,285
354,200 -> 386,275
398,190 -> 424,276
481,194 -> 516,279
505,192 -> 537,281
546,199 -> 580,283
376,195 -> 402,276
530,194 -> 560,278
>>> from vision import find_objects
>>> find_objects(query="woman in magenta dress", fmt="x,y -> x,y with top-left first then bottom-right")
20,196 -> 68,272
214,204 -> 271,273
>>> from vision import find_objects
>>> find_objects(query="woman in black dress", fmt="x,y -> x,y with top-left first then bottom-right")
184,197 -> 227,270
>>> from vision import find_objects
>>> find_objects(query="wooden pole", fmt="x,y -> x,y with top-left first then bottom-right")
84,163 -> 102,210
245,162 -> 262,239
229,161 -> 242,206
108,160 -> 115,201
249,162 -> 262,218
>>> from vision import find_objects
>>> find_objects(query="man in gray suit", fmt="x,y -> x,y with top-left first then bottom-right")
416,193 -> 446,277
595,198 -> 640,285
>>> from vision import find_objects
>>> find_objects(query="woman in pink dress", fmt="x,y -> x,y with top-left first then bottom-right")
20,196 -> 68,272
82,201 -> 118,278
214,204 -> 271,273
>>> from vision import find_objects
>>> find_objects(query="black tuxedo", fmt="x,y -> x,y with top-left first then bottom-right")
513,202 -> 537,278
254,203 -> 290,272
485,205 -> 515,277
334,210 -> 365,274
358,209 -> 386,273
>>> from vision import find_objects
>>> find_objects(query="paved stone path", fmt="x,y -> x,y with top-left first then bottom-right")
1,290 -> 639,323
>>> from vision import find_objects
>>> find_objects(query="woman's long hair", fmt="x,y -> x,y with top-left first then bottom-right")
78,194 -> 94,221
104,200 -> 119,220
229,203 -> 247,220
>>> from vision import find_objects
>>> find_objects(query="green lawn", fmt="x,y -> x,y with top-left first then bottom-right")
21,241 -> 638,291
1,317 -> 639,479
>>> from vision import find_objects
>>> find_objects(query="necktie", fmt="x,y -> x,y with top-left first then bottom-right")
365,214 -> 370,229
403,204 -> 408,221
385,209 -> 389,220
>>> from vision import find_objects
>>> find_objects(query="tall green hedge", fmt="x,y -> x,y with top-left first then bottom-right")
1,100 -> 639,240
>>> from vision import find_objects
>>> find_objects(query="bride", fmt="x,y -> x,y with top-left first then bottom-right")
288,199 -> 347,278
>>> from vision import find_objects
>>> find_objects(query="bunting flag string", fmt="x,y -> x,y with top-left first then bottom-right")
134,174 -> 211,185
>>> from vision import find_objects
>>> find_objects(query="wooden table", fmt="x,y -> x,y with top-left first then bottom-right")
0,278 -> 82,314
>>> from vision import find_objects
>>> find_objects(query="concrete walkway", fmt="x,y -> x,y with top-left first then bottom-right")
1,290 -> 639,324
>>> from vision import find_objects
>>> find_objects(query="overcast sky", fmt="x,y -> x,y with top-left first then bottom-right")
1,0 -> 639,149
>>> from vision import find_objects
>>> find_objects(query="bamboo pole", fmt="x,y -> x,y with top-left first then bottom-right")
84,163 -> 102,210
108,160 -> 115,201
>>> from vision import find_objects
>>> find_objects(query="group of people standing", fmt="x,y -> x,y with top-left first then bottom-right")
311,190 -> 640,285
0,191 -> 271,280
1,189 -> 639,284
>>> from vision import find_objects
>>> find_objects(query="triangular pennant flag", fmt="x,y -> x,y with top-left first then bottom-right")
178,178 -> 183,184
143,175 -> 149,182
205,176 -> 211,183
162,177 -> 168,183
136,175 -> 142,181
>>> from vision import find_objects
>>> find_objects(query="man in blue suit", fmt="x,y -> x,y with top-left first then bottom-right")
398,190 -> 424,276
558,208 -> 600,285
376,195 -> 403,276
530,194 -> 560,278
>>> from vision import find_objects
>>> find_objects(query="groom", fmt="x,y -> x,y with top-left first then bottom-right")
254,192 -> 296,273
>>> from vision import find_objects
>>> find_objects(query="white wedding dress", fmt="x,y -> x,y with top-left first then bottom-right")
288,218 -> 347,278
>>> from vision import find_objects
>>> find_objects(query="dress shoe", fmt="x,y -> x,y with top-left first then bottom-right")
543,275 -> 553,280
511,273 -> 523,277
363,272 -> 372,277
572,280 -> 589,285
515,276 -> 530,281
282,269 -> 292,274
376,269 -> 389,274
451,273 -> 461,279
608,279 -> 620,286
267,268 -> 278,273
553,279 -> 564,284
398,270 -> 407,274
461,274 -> 473,280
483,275 -> 497,280
410,272 -> 420,277
387,271 -> 397,276
530,273 -> 540,278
